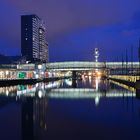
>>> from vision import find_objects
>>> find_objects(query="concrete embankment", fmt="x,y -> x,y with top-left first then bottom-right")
0,77 -> 71,87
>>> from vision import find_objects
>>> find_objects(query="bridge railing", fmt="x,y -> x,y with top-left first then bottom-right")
46,62 -> 140,69
46,62 -> 106,69
8,61 -> 140,71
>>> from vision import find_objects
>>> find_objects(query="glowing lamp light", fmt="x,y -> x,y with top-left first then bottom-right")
97,72 -> 101,75
38,90 -> 43,98
35,74 -> 39,79
88,72 -> 92,76
36,83 -> 39,88
6,90 -> 9,96
6,71 -> 9,75
41,71 -> 44,75
38,65 -> 42,69
95,96 -> 100,106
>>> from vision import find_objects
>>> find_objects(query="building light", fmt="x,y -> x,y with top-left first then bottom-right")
35,74 -> 39,79
6,71 -> 9,75
38,64 -> 42,69
41,71 -> 44,75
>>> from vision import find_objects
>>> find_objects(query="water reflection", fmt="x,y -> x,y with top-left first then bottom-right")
0,78 -> 139,140
0,78 -> 137,102
21,96 -> 48,140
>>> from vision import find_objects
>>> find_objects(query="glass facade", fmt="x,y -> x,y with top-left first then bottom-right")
21,15 -> 48,63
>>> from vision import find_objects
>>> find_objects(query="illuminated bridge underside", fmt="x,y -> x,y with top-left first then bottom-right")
48,88 -> 135,98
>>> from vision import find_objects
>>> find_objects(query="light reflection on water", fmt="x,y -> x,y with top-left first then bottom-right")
0,77 -> 139,140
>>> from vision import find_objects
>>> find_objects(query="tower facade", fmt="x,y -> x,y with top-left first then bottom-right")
21,15 -> 48,63
94,48 -> 99,62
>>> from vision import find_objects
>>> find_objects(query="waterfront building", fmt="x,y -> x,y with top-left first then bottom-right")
21,15 -> 48,63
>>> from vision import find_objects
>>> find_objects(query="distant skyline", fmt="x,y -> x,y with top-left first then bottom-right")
1,0 -> 140,62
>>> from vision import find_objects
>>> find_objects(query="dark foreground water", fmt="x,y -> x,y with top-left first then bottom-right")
0,77 -> 140,140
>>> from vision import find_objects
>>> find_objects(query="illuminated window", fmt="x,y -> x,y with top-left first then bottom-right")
39,29 -> 43,34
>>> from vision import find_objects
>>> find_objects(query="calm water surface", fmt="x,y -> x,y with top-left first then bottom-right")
0,77 -> 140,140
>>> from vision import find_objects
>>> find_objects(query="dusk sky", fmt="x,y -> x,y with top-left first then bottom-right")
1,0 -> 140,62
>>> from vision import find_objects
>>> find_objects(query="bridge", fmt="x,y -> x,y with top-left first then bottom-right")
15,61 -> 139,71
0,61 -> 136,72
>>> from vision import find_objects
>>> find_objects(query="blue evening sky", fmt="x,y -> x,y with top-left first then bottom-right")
0,0 -> 140,62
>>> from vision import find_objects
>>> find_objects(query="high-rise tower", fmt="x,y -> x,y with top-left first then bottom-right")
21,15 -> 48,63
94,48 -> 99,62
